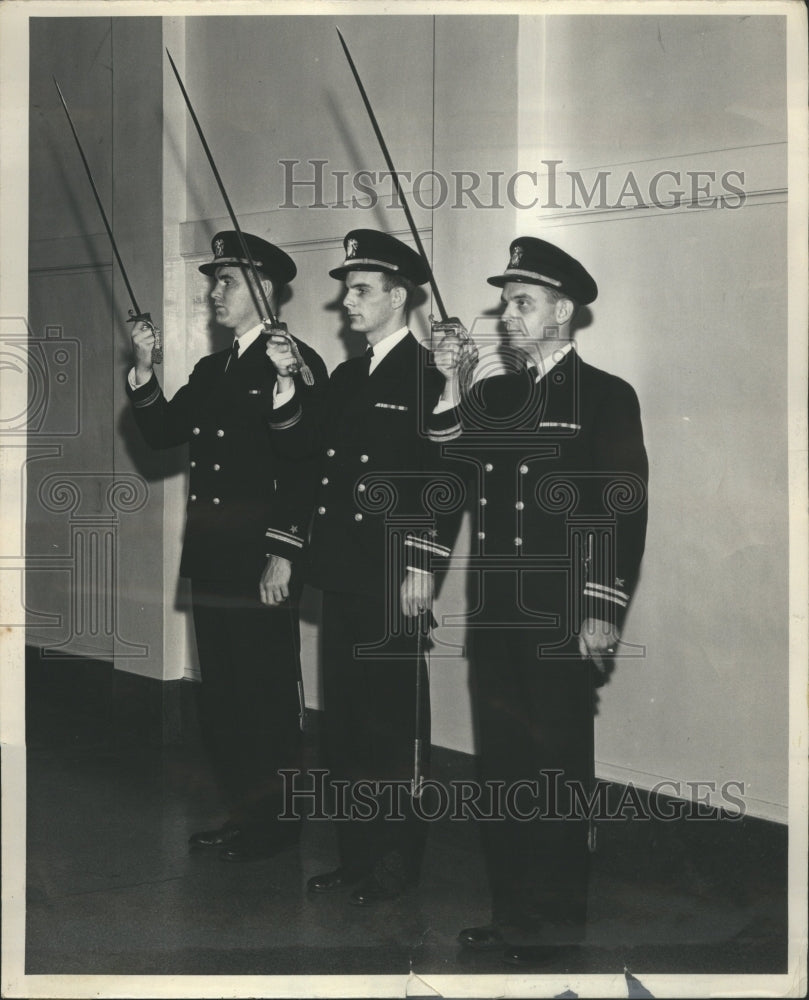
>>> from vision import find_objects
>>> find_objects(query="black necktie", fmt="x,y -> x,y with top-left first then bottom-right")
362,345 -> 374,376
225,339 -> 240,374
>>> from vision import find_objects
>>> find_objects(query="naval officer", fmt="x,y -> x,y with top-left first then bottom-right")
127,231 -> 327,863
430,236 -> 648,964
264,229 -> 459,905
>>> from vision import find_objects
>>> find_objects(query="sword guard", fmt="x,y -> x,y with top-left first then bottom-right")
264,320 -> 315,387
127,310 -> 163,365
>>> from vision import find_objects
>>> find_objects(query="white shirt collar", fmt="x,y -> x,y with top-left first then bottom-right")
368,326 -> 410,374
234,323 -> 264,356
532,340 -> 574,382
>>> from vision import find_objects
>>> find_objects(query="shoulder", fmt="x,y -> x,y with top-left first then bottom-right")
192,348 -> 228,374
576,357 -> 642,419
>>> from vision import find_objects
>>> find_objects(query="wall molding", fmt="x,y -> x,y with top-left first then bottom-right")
595,760 -> 786,826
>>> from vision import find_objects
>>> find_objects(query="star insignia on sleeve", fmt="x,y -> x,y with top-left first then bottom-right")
290,525 -> 299,535
428,529 -> 438,538
615,577 -> 625,587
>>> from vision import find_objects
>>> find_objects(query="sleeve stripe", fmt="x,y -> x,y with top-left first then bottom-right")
584,584 -> 628,608
133,386 -> 161,408
269,407 -> 302,430
585,581 -> 630,601
428,425 -> 462,442
265,529 -> 304,548
405,566 -> 432,576
405,537 -> 451,557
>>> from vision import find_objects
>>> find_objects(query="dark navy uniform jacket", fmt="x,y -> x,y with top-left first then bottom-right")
429,347 -> 648,637
127,332 -> 327,583
266,332 -> 459,598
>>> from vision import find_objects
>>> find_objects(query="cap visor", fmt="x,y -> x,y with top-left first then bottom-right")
329,262 -> 393,280
487,273 -> 555,289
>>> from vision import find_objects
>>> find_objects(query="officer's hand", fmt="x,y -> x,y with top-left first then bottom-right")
432,332 -> 466,381
401,569 -> 434,619
266,333 -> 299,379
131,320 -> 155,384
260,555 -> 292,606
578,617 -> 619,675
434,327 -> 478,381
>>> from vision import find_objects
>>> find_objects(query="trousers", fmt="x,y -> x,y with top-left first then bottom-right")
191,578 -> 303,835
470,625 -> 595,939
320,589 -> 430,883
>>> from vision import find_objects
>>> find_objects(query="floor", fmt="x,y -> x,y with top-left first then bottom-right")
24,673 -> 788,983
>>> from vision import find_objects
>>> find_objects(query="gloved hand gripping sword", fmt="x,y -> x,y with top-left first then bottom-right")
54,77 -> 162,365
165,51 -> 313,386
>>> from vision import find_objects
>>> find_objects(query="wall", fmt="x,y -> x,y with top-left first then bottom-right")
26,17 -> 166,677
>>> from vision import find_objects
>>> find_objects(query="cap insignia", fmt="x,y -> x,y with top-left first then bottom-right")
346,237 -> 359,259
214,238 -> 225,258
509,245 -> 523,268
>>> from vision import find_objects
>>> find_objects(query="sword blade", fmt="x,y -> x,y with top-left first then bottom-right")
166,51 -> 314,385
53,76 -> 141,316
336,27 -> 448,323
165,50 -> 277,327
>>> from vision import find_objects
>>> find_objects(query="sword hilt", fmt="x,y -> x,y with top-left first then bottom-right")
264,321 -> 314,386
127,310 -> 163,365
430,315 -> 478,386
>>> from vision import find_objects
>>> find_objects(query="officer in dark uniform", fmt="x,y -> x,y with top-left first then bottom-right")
430,236 -> 648,963
127,231 -> 327,863
264,229 -> 457,905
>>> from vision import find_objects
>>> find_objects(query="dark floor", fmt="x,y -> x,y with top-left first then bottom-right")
24,661 -> 788,983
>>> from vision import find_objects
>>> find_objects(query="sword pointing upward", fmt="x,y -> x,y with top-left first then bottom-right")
53,77 -> 162,364
335,28 -> 476,371
165,50 -> 313,386
336,27 -> 448,322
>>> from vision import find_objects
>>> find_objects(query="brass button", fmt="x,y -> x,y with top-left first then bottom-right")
326,448 -> 335,457
213,464 -> 221,471
192,427 -> 200,436
321,477 -> 329,485
519,464 -> 528,475
480,498 -> 487,506
477,531 -> 486,540
514,537 -> 523,547
190,461 -> 196,468
190,494 -> 197,502
484,463 -> 494,472
213,497 -> 220,505
216,429 -> 224,438
354,513 -> 363,522
360,454 -> 369,463
318,506 -> 326,515
515,501 -> 524,510
357,483 -> 366,492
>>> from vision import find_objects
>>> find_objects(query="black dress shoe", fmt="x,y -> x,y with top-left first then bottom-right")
188,823 -> 242,849
457,925 -> 506,951
307,868 -> 364,893
348,874 -> 403,906
218,831 -> 299,863
502,944 -> 576,968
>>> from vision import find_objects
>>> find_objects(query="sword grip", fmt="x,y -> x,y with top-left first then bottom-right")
265,321 -> 315,387
430,315 -> 478,384
127,310 -> 162,365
